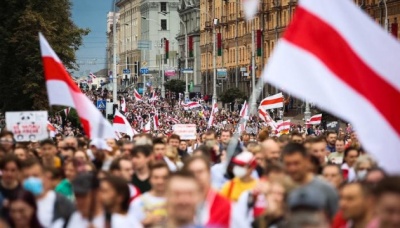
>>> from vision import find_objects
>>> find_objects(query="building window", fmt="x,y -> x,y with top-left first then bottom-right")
160,2 -> 167,12
161,19 -> 167,30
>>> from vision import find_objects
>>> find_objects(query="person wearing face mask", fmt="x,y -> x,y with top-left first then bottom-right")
20,158 -> 75,227
220,151 -> 258,202
353,155 -> 377,181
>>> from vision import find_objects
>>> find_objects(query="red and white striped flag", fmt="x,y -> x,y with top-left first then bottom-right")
242,0 -> 259,20
207,101 -> 219,128
153,112 -> 159,131
263,0 -> 400,173
89,72 -> 97,78
238,101 -> 249,134
182,101 -> 202,110
134,89 -> 142,101
308,114 -> 322,125
47,121 -> 57,137
258,108 -> 277,130
276,120 -> 291,135
120,97 -> 127,112
259,93 -> 284,110
40,33 -> 115,139
64,107 -> 71,117
113,109 -> 134,138
142,121 -> 151,133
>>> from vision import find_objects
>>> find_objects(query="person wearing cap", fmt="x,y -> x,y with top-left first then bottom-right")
220,151 -> 258,202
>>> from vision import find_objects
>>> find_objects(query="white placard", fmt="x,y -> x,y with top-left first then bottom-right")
6,111 -> 49,142
173,124 -> 197,140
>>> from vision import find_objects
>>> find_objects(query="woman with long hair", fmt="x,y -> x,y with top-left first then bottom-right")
8,190 -> 43,228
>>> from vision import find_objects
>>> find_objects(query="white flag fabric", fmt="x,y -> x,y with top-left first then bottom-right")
207,101 -> 219,128
40,33 -> 114,139
258,108 -> 277,130
242,0 -> 259,20
134,89 -> 142,101
262,0 -> 400,173
238,101 -> 249,134
259,93 -> 284,110
113,110 -> 134,138
120,97 -> 127,112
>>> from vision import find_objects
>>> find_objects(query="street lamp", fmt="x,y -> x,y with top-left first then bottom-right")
179,18 -> 189,101
141,16 -> 166,98
212,18 -> 218,104
383,0 -> 388,31
112,0 -> 118,104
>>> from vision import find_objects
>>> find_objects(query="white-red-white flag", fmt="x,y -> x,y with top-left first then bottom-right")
207,101 -> 219,128
120,97 -> 127,112
182,101 -> 202,110
47,121 -> 57,138
89,72 -> 97,78
308,114 -> 322,125
134,89 -> 142,101
143,121 -> 151,133
113,109 -> 134,138
276,120 -> 291,134
258,108 -> 277,130
153,112 -> 159,131
64,107 -> 71,118
242,0 -> 259,20
262,0 -> 400,173
40,33 -> 115,139
259,93 -> 284,110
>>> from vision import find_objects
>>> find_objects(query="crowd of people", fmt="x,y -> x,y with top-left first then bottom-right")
0,123 -> 399,228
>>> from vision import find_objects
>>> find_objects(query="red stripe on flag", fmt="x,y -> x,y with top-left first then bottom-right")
260,97 -> 284,106
113,116 -> 125,124
285,7 -> 400,136
42,57 -> 81,93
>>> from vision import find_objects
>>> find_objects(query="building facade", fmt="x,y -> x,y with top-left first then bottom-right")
177,0 -> 201,90
116,0 -> 142,82
199,0 -> 400,98
140,0 -> 180,89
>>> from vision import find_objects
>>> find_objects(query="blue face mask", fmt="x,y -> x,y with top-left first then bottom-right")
23,177 -> 43,196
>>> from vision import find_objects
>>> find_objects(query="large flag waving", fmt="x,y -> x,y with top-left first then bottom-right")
238,101 -> 249,134
40,33 -> 115,139
262,0 -> 400,173
134,89 -> 142,101
113,110 -> 134,138
207,101 -> 219,128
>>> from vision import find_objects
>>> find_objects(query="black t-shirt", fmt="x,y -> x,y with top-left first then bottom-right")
0,183 -> 21,199
132,174 -> 151,193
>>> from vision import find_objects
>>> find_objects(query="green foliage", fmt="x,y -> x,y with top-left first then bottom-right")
0,0 -> 89,111
220,88 -> 246,104
164,79 -> 186,94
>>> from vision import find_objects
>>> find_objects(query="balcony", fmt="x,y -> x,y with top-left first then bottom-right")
205,21 -> 212,31
220,16 -> 228,25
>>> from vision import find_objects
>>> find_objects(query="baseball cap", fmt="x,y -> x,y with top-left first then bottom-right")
232,151 -> 257,168
71,172 -> 99,195
288,186 -> 325,211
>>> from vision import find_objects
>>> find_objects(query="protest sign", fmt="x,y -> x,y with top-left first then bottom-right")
173,124 -> 197,140
6,111 -> 48,142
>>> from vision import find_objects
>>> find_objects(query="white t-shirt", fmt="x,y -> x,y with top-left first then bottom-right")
52,212 -> 143,228
37,190 -> 56,227
129,192 -> 166,223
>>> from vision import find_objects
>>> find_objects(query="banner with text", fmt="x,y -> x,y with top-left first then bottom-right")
173,124 -> 197,140
6,111 -> 49,142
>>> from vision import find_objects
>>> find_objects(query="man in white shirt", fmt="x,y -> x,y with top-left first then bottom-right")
130,162 -> 170,227
21,158 -> 74,227
53,172 -> 142,227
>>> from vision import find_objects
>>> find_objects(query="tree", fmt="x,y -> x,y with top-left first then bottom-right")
164,79 -> 186,94
0,0 -> 89,111
220,88 -> 246,104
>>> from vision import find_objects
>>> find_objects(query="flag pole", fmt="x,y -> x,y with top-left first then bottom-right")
224,78 -> 264,169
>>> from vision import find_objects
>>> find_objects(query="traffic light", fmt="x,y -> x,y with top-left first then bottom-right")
189,36 -> 193,58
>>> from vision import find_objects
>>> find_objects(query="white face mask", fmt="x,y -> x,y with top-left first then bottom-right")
357,170 -> 368,180
233,165 -> 248,178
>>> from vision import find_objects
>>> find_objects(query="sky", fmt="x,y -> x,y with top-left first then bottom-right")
71,0 -> 112,78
